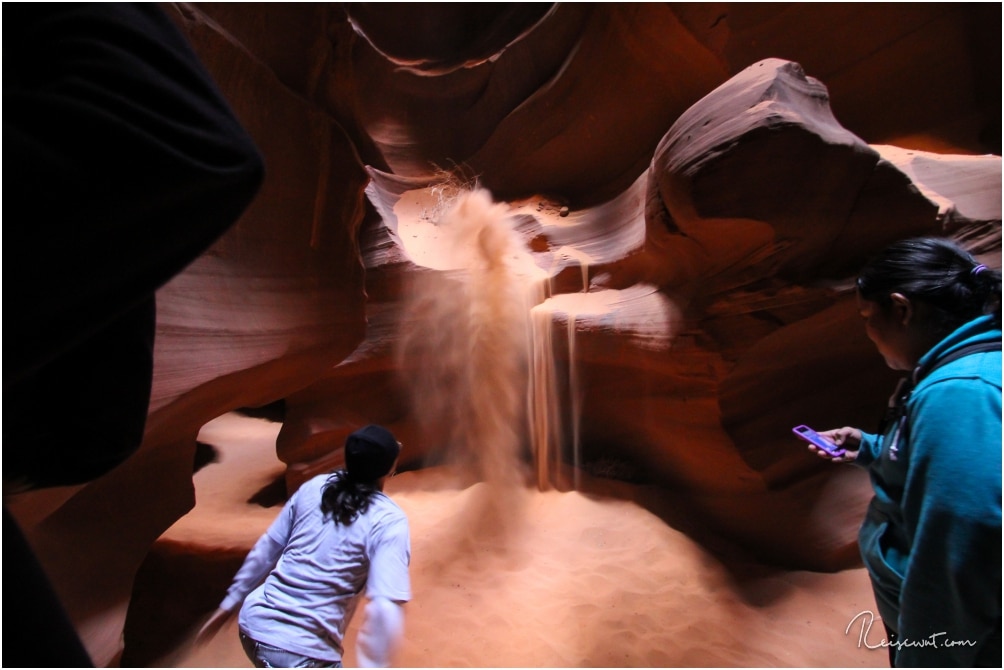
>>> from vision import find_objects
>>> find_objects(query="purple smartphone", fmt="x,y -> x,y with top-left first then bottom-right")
792,424 -> 845,457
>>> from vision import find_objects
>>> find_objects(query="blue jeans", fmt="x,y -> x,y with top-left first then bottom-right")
239,631 -> 342,668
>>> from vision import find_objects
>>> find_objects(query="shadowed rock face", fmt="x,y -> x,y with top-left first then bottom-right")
6,4 -> 1000,665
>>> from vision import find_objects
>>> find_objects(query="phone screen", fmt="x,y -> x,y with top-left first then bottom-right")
792,424 -> 845,456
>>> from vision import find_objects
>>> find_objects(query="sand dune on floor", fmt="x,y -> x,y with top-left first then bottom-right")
158,413 -> 884,668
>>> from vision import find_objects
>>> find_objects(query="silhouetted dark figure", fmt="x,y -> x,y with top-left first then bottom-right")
3,3 -> 264,666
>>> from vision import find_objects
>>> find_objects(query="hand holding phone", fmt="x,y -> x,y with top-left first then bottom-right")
792,424 -> 846,457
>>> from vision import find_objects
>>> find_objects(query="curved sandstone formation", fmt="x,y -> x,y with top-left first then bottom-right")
5,4 -> 1000,665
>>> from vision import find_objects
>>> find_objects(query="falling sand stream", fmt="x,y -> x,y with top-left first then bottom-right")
154,187 -> 880,668
395,186 -> 675,493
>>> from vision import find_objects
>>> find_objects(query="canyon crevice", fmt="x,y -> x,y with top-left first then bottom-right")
5,4 -> 1000,666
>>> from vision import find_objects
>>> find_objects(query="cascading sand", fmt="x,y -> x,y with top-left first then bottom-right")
397,188 -> 541,485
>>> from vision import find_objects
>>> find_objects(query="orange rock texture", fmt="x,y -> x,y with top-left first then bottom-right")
6,4 -> 1000,665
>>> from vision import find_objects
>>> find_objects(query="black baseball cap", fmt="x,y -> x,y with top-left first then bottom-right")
344,425 -> 401,482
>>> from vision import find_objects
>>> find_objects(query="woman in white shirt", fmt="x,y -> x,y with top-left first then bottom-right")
198,425 -> 411,667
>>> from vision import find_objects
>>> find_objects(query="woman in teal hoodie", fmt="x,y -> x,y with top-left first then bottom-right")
811,237 -> 1001,667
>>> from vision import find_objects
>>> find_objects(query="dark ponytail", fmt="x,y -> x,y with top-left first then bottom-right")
857,237 -> 1002,337
320,470 -> 380,525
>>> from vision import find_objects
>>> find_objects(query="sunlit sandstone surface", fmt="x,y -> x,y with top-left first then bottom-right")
6,4 -> 1000,667
134,413 -> 882,667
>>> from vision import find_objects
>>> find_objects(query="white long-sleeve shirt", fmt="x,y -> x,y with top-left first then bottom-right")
221,474 -> 411,664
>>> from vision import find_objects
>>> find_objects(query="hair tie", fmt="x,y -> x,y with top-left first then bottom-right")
971,264 -> 987,277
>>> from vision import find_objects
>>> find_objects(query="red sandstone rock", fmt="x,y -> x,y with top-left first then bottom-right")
5,5 -> 999,665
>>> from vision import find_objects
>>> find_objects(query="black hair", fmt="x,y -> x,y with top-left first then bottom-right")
320,470 -> 380,525
856,237 -> 1002,338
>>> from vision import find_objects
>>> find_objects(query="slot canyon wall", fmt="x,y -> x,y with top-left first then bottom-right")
5,3 -> 1001,666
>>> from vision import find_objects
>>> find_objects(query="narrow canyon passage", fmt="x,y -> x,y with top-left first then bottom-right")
129,412 -> 884,668
7,5 -> 997,667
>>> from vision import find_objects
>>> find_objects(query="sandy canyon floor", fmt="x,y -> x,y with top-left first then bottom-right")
146,413 -> 887,668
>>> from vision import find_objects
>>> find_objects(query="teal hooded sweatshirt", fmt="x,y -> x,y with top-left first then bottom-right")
855,314 -> 1001,666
